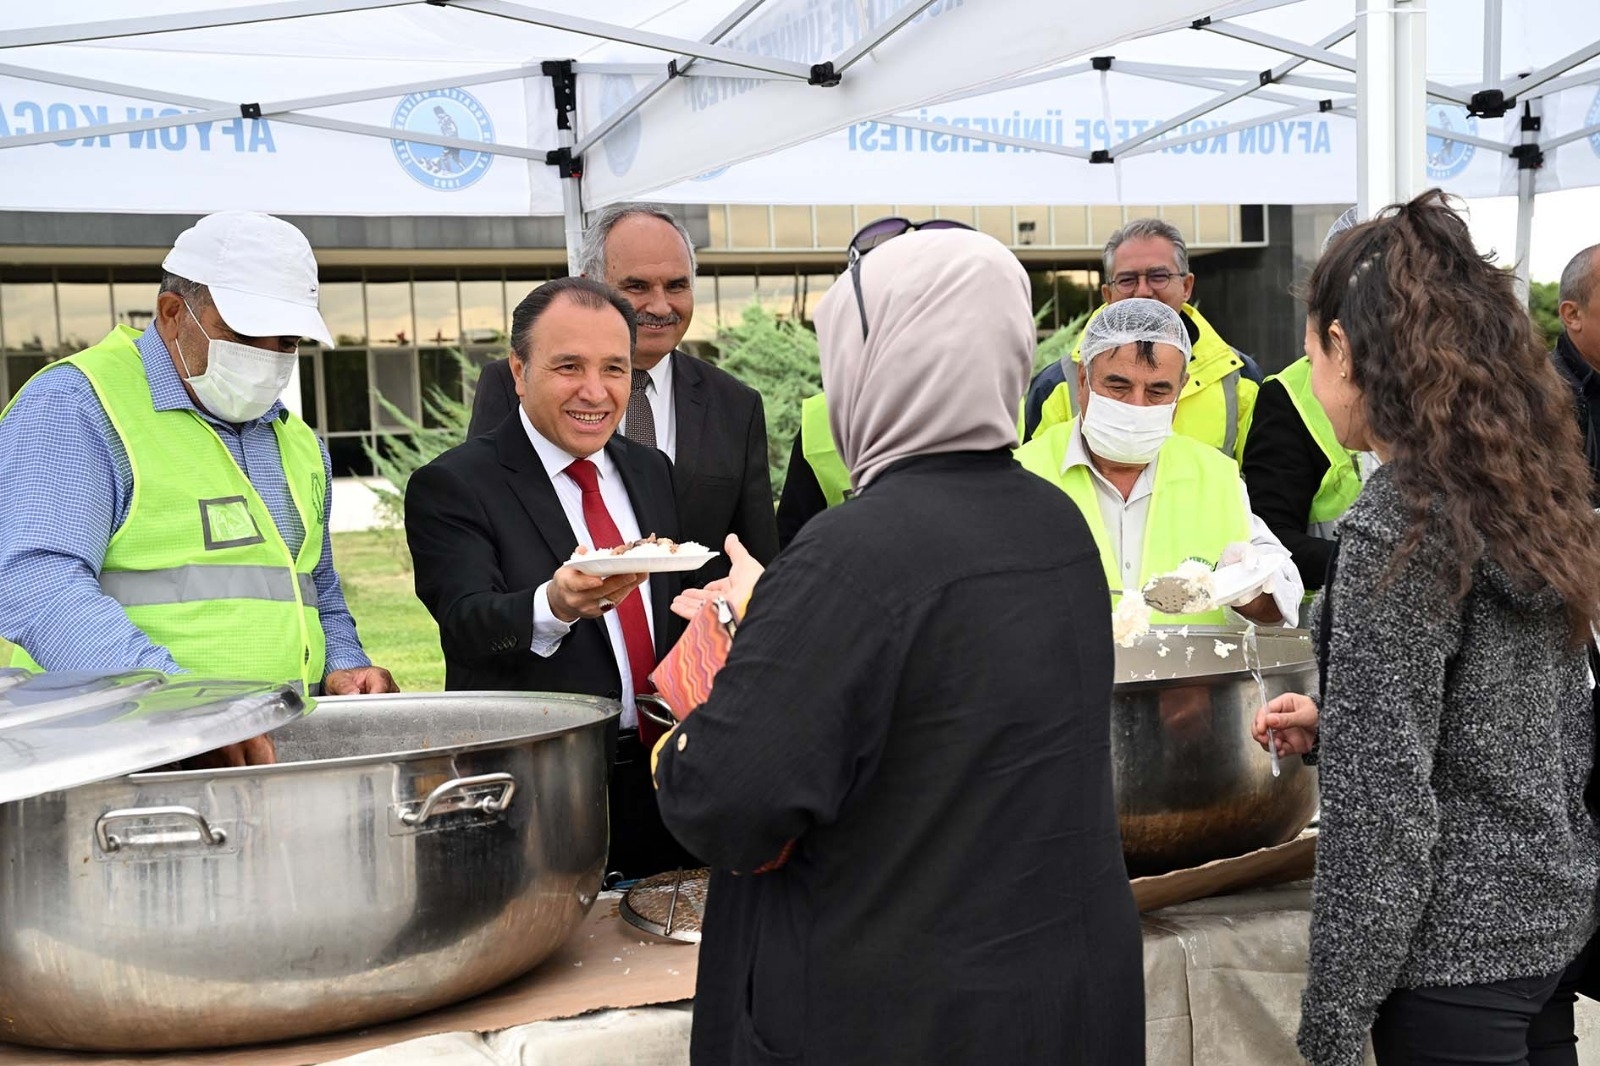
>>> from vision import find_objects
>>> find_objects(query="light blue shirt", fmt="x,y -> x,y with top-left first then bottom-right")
0,327 -> 371,676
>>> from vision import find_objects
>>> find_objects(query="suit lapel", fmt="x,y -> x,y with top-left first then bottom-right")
607,437 -> 675,658
495,412 -> 581,563
670,349 -> 708,490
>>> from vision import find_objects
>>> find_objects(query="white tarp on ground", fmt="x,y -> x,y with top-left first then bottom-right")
0,0 -> 1220,217
643,0 -> 1600,206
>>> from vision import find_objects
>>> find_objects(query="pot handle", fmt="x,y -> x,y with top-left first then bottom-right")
635,693 -> 679,731
401,772 -> 517,827
95,805 -> 227,853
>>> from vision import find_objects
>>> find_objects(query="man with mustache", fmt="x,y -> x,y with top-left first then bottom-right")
470,205 -> 778,582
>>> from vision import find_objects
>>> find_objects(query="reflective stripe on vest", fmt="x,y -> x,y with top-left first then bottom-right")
799,393 -> 854,509
1015,418 -> 1251,625
0,327 -> 327,685
100,566 -> 319,608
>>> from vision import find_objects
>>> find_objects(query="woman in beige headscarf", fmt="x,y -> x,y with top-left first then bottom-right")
653,228 -> 1143,1066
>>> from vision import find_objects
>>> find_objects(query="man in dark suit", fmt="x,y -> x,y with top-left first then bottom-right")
468,204 -> 778,582
406,276 -> 695,881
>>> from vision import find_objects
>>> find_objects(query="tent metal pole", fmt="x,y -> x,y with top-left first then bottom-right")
834,0 -> 944,74
561,127 -> 584,272
1423,125 -> 1510,154
1394,0 -> 1426,202
573,62 -> 788,79
0,0 -> 411,49
452,0 -> 813,80
1482,0 -> 1502,84
0,59 -> 542,121
1538,120 -> 1600,154
1110,22 -> 1353,159
1356,0 -> 1424,215
0,65 -> 547,158
1499,39 -> 1600,99
572,0 -> 775,160
1199,21 -> 1355,71
1512,99 -> 1542,306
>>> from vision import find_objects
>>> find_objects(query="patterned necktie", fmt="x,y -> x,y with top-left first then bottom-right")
625,369 -> 657,449
563,459 -> 657,718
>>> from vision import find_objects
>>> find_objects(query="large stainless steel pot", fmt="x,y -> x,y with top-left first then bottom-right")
1112,625 -> 1318,877
0,688 -> 618,1051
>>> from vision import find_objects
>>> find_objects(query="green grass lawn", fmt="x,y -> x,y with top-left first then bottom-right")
334,530 -> 446,692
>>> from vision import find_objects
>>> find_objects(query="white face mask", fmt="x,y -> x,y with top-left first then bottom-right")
176,302 -> 297,423
1081,389 -> 1176,465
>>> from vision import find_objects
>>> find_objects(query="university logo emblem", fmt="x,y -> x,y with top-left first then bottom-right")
1425,104 -> 1477,181
601,75 -> 643,178
391,88 -> 494,191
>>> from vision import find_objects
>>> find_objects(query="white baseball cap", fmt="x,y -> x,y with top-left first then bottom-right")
162,211 -> 335,347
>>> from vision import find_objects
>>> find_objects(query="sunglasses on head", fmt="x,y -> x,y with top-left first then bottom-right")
847,217 -> 976,340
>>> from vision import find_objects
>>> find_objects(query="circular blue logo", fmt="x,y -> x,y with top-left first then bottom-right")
1425,104 -> 1477,181
1588,88 -> 1600,158
391,88 -> 494,191
601,75 -> 642,178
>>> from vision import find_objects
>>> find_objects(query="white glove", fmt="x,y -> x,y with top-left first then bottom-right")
1218,541 -> 1283,607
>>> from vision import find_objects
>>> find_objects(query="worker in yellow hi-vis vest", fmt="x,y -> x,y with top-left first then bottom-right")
1015,298 -> 1302,627
0,212 -> 396,765
1021,217 -> 1261,460
1240,208 -> 1377,622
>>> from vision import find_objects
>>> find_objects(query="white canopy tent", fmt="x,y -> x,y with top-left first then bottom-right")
644,0 -> 1600,295
0,0 -> 1593,290
0,0 -> 1227,265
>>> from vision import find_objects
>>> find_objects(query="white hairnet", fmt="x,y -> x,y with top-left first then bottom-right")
1080,297 -> 1192,367
1321,206 -> 1360,256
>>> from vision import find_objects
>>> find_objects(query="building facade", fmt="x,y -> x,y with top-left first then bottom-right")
0,202 -> 1315,476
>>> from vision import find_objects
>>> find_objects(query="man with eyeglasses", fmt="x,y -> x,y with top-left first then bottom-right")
776,216 -> 974,546
1020,218 -> 1262,462
0,212 -> 396,756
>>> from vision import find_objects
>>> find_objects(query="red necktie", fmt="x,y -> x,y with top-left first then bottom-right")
564,459 -> 658,736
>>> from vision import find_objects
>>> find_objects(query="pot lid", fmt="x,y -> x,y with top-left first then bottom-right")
0,669 -> 309,805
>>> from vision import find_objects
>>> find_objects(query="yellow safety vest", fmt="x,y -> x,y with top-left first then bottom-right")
1271,356 -> 1364,538
799,393 -> 854,508
1015,418 -> 1251,625
0,326 -> 327,688
1031,303 -> 1258,461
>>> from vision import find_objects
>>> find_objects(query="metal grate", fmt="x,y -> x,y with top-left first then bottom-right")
619,867 -> 710,944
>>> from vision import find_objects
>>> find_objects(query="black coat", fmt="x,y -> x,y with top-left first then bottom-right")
405,414 -> 696,878
468,354 -> 778,582
1552,333 -> 1600,504
1240,376 -> 1337,591
404,412 -> 684,694
655,450 -> 1144,1066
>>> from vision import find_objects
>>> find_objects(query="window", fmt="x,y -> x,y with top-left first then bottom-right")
365,279 -> 412,347
413,280 -> 460,347
56,271 -> 113,352
323,349 -> 372,432
112,282 -> 157,332
727,206 -> 770,249
1,280 -> 57,352
419,348 -> 464,429
371,349 -> 420,428
320,282 -> 366,348
815,206 -> 854,249
459,278 -> 506,346
772,206 -> 813,249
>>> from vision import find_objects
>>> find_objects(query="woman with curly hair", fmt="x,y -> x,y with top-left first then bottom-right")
1251,189 -> 1600,1065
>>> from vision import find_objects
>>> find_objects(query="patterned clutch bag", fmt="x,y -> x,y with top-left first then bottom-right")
647,596 -> 739,723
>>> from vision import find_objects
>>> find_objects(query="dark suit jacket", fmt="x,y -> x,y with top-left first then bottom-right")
405,412 -> 685,696
468,353 -> 778,582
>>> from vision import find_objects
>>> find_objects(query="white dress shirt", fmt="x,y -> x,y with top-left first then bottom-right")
522,408 -> 656,728
622,352 -> 677,461
1063,423 -> 1304,625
